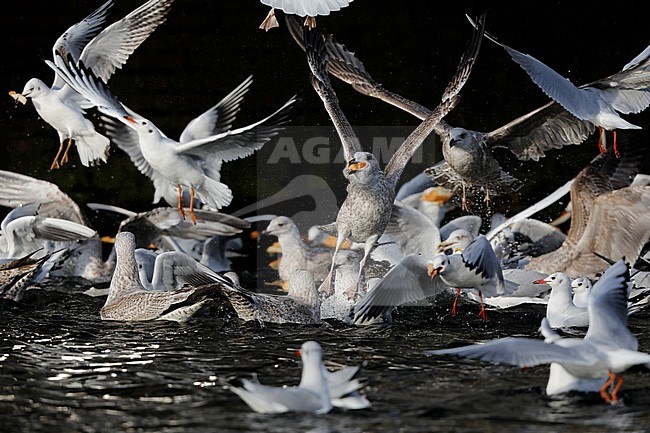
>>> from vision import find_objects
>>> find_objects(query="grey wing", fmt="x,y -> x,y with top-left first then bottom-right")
0,170 -> 88,226
151,251 -> 201,291
384,201 -> 441,258
383,13 -> 485,186
51,0 -> 113,88
79,0 -> 175,83
303,26 -> 362,161
585,260 -> 633,346
425,337 -> 599,367
486,101 -> 595,161
483,31 -> 598,121
46,54 -> 136,124
172,96 -> 296,179
180,75 -> 253,143
285,15 -> 434,120
461,235 -> 504,285
353,254 -> 447,324
586,47 -> 650,114
440,215 -> 482,240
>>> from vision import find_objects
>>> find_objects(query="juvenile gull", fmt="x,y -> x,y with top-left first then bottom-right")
427,260 -> 647,403
101,232 -> 211,322
526,146 -> 647,278
262,216 -> 333,284
194,269 -> 321,325
0,250 -> 65,302
287,16 -> 642,206
303,18 -> 483,295
12,0 -> 174,169
229,340 -> 370,413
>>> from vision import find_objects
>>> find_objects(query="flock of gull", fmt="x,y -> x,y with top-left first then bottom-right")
4,0 -> 650,414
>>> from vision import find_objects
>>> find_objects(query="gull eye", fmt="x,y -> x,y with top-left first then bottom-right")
142,121 -> 147,125
148,129 -> 153,133
551,276 -> 556,280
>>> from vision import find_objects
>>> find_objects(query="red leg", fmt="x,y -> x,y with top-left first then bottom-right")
477,291 -> 488,321
597,126 -> 606,154
189,187 -> 197,225
451,288 -> 461,316
612,130 -> 621,158
177,184 -> 186,220
610,374 -> 624,402
599,372 -> 616,403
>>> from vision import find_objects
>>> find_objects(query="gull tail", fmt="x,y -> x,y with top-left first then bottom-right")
196,176 -> 233,210
74,131 -> 111,167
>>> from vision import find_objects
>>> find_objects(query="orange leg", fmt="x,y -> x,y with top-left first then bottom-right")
50,141 -> 65,170
304,16 -> 317,28
177,184 -> 186,220
189,187 -> 197,225
477,291 -> 488,321
60,138 -> 73,165
259,8 -> 279,31
610,374 -> 624,402
451,288 -> 461,316
612,130 -> 621,158
597,126 -> 606,154
599,372 -> 617,403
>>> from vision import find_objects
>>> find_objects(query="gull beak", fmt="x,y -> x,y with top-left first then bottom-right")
9,90 -> 28,104
532,279 -> 548,285
294,350 -> 302,357
436,240 -> 456,253
124,115 -> 138,124
427,263 -> 442,278
421,187 -> 453,205
347,160 -> 368,173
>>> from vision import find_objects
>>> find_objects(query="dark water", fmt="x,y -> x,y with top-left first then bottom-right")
2,1 -> 650,432
2,282 -> 650,433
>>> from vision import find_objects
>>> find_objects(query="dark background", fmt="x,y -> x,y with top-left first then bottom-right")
1,0 -> 649,234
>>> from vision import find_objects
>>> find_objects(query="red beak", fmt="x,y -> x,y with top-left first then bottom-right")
532,279 -> 547,285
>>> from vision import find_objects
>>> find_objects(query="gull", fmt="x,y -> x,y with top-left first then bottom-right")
47,58 -> 297,224
303,18 -> 483,295
526,146 -> 647,278
193,268 -> 321,324
398,186 -> 454,228
259,0 -> 354,31
87,203 -> 250,249
0,250 -> 66,302
13,0 -> 174,169
133,248 -> 211,292
428,235 -> 510,320
533,272 -> 589,328
285,16 -> 643,208
101,232 -> 212,322
477,21 -> 650,156
262,216 -> 333,284
426,260 -> 648,403
490,217 -> 566,262
228,340 -> 370,413
0,203 -> 96,260
319,249 -> 364,321
571,277 -> 592,308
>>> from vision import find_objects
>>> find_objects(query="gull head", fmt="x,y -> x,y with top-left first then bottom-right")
571,277 -> 592,295
297,341 -> 324,364
344,152 -> 381,183
447,127 -> 477,148
437,229 -> 473,253
533,272 -> 569,289
21,78 -> 47,99
263,216 -> 298,237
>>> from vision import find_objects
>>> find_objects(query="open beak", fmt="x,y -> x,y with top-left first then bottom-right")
347,160 -> 368,173
532,279 -> 548,285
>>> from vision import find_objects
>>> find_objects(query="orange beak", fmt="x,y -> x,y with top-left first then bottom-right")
348,161 -> 368,172
124,115 -> 137,124
532,279 -> 547,285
